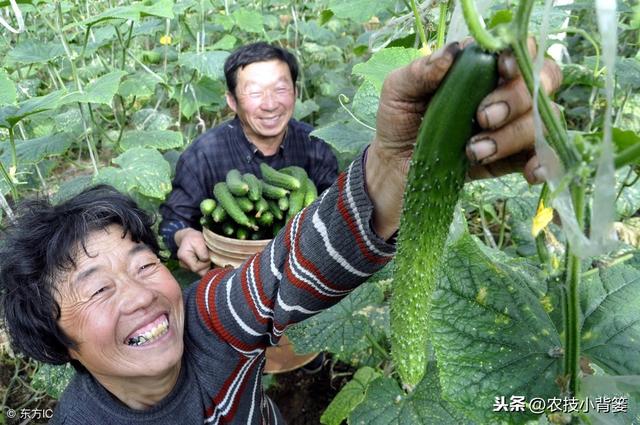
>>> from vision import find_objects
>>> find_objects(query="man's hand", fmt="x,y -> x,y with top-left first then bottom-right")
175,228 -> 211,276
366,40 -> 562,239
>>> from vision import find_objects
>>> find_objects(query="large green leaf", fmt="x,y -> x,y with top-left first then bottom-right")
94,148 -> 171,200
286,281 -> 387,362
0,90 -> 67,128
120,130 -> 183,151
581,264 -> 640,375
0,69 -> 17,105
430,233 -> 562,424
0,133 -> 73,165
178,51 -> 230,80
62,70 -> 127,105
311,120 -> 374,170
231,9 -> 263,33
352,47 -> 422,92
118,72 -> 161,98
320,366 -> 381,425
175,77 -> 225,119
31,363 -> 75,399
5,40 -> 66,65
351,80 -> 379,128
616,167 -> 640,218
581,373 -> 640,424
328,0 -> 393,23
80,0 -> 174,26
349,363 -> 471,424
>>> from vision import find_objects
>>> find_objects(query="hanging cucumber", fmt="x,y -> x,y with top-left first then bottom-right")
391,45 -> 499,387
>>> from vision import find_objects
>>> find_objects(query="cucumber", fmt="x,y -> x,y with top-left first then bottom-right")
285,168 -> 308,220
267,199 -> 284,221
242,173 -> 263,201
260,163 -> 301,191
235,196 -> 254,213
211,205 -> 227,223
199,198 -> 217,216
226,169 -> 249,196
199,216 -> 211,229
303,179 -> 318,207
277,196 -> 289,212
261,181 -> 290,199
250,230 -> 266,240
221,222 -> 235,237
236,227 -> 249,240
254,197 -> 269,218
213,182 -> 257,230
391,45 -> 499,387
257,211 -> 274,227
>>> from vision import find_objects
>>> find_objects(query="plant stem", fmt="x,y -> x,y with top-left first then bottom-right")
460,0 -> 505,52
497,199 -> 508,249
615,142 -> 640,169
121,20 -> 134,70
8,126 -> 17,170
565,185 -> 585,397
435,0 -> 449,49
410,0 -> 428,49
365,333 -> 390,360
0,160 -> 18,200
534,184 -> 550,265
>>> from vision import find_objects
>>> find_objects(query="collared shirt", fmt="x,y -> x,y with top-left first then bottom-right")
159,117 -> 338,254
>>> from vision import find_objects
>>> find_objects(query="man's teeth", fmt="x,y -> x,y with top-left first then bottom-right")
127,318 -> 169,346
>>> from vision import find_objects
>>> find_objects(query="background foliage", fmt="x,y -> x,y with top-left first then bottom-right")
0,0 -> 639,424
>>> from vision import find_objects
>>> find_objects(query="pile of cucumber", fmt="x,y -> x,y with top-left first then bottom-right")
199,163 -> 318,240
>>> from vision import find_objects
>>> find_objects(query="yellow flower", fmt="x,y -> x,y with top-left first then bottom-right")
160,35 -> 172,46
419,43 -> 432,56
531,200 -> 554,237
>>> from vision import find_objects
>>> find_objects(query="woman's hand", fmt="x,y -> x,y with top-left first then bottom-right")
365,40 -> 563,239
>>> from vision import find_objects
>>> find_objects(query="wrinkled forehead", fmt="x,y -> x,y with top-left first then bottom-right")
54,225 -> 137,294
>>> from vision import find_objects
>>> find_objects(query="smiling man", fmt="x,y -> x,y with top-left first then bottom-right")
159,42 -> 339,276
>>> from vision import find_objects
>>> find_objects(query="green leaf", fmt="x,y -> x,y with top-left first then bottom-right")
581,373 -> 640,424
178,51 -> 230,79
0,69 -> 16,105
0,90 -> 67,128
0,133 -> 73,165
320,366 -> 381,425
286,281 -> 387,362
211,34 -> 237,50
328,0 -> 391,23
352,48 -> 422,92
430,233 -> 562,424
5,40 -> 66,65
31,363 -> 75,399
293,99 -> 319,120
118,72 -> 161,98
487,9 -> 513,28
132,108 -> 173,131
52,175 -> 94,204
94,148 -> 171,200
581,264 -> 640,375
311,120 -> 374,170
612,127 -> 640,153
231,9 -> 263,33
120,130 -> 183,151
617,57 -> 640,90
349,364 -> 471,424
80,0 -> 174,26
175,77 -> 225,119
352,80 -> 379,128
616,167 -> 640,218
63,70 -> 127,105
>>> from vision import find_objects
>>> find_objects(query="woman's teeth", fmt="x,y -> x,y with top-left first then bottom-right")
127,318 -> 169,346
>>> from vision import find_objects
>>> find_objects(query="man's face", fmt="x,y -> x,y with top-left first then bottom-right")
226,59 -> 296,147
56,225 -> 185,383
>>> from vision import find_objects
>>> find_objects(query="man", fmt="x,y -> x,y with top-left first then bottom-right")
0,41 -> 559,424
160,42 -> 338,276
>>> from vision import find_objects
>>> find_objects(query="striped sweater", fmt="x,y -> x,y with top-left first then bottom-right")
51,154 -> 395,424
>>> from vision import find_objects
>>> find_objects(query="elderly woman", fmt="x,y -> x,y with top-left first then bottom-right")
0,42 -> 560,424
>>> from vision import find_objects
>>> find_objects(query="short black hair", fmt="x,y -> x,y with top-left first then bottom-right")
0,185 -> 159,369
224,42 -> 299,98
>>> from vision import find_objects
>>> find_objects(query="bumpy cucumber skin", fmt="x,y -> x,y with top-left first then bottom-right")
303,179 -> 318,207
261,181 -> 289,199
260,163 -> 301,191
242,173 -> 262,201
213,182 -> 255,230
281,167 -> 308,220
226,169 -> 249,196
391,46 -> 498,387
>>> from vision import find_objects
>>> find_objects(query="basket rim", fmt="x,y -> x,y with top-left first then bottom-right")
202,226 -> 272,245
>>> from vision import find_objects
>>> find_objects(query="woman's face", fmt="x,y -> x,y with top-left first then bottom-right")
56,225 -> 185,382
